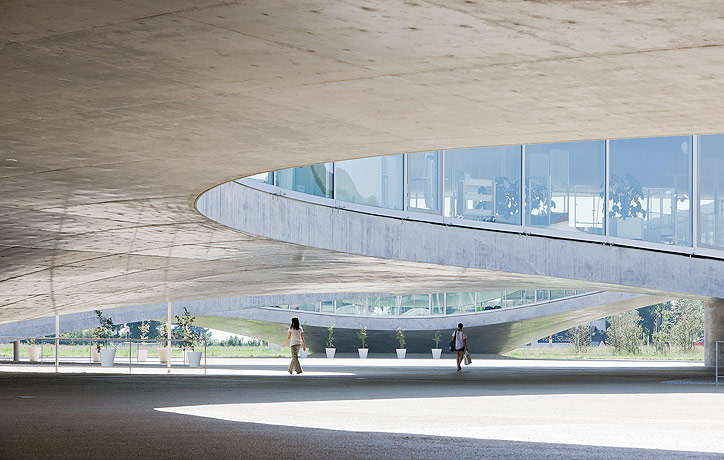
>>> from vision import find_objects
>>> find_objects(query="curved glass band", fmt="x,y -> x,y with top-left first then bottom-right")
271,289 -> 591,318
248,134 -> 724,254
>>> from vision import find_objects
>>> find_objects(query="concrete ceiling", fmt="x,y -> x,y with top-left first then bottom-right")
2,0 -> 723,324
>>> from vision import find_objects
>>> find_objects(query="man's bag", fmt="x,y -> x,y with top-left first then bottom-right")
464,350 -> 472,365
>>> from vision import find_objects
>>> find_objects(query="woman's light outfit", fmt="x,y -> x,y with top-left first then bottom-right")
452,330 -> 467,351
288,327 -> 303,374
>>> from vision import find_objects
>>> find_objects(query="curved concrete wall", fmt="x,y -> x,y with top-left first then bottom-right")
198,180 -> 724,300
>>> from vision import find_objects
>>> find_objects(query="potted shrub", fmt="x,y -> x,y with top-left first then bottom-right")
26,338 -> 41,362
357,326 -> 368,359
396,327 -> 406,359
137,321 -> 150,362
93,310 -> 116,367
175,307 -> 202,367
325,325 -> 336,358
431,330 -> 442,359
157,320 -> 171,364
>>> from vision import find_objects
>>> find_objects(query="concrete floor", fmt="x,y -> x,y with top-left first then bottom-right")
1,359 -> 723,459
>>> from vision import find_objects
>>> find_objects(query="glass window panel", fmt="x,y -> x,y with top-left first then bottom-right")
446,293 -> 461,315
505,290 -> 525,307
408,151 -> 440,213
275,163 -> 333,198
431,293 -> 445,315
476,291 -> 503,311
335,299 -> 366,315
609,137 -> 692,246
320,301 -> 335,313
523,290 -> 536,304
698,134 -> 724,250
400,295 -> 430,316
368,296 -> 397,316
336,155 -> 404,210
550,290 -> 567,299
444,146 -> 522,225
248,172 -> 273,184
297,303 -> 318,312
536,290 -> 549,302
525,141 -> 605,235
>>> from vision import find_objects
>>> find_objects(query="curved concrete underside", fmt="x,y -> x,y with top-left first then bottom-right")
3,0 -> 724,325
201,181 -> 724,300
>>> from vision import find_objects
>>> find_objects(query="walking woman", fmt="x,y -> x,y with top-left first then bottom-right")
283,317 -> 305,374
452,323 -> 467,371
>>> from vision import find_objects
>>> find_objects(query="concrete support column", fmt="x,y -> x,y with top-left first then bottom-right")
704,299 -> 724,367
13,340 -> 20,362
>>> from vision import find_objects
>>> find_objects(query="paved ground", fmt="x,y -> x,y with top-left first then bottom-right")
1,358 -> 723,459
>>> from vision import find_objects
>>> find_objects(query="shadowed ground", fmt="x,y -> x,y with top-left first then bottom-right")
1,359 -> 723,459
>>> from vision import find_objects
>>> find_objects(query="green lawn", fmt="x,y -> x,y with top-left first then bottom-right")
504,344 -> 704,361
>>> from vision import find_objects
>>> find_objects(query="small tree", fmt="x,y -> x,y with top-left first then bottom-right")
326,325 -> 335,348
669,299 -> 704,351
433,330 -> 441,349
568,323 -> 591,353
606,310 -> 643,355
93,310 -> 114,352
396,327 -> 406,349
174,307 -> 200,351
651,305 -> 670,354
139,321 -> 150,341
357,326 -> 367,349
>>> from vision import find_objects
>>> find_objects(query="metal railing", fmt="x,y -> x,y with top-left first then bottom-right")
0,337 -> 207,374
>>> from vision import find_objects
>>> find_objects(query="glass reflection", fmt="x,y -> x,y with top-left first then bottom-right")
336,155 -> 404,210
444,146 -> 522,225
698,135 -> 724,250
336,298 -> 367,315
609,137 -> 692,246
400,295 -> 430,316
368,296 -> 397,316
248,172 -> 273,184
525,141 -> 605,234
275,164 -> 333,198
408,151 -> 440,212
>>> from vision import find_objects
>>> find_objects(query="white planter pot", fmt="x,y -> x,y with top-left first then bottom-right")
91,347 -> 100,362
431,348 -> 442,359
358,348 -> 368,359
299,349 -> 308,359
187,351 -> 202,367
100,348 -> 116,367
325,348 -> 336,359
137,349 -> 148,362
27,345 -> 41,362
158,348 -> 170,364
396,349 -> 407,359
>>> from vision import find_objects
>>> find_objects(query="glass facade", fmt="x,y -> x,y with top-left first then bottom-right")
526,141 -> 605,234
336,155 -> 404,210
407,151 -> 439,212
270,289 -> 590,318
246,133 -> 720,255
444,146 -> 521,225
609,136 -> 692,245
275,163 -> 333,198
698,134 -> 724,250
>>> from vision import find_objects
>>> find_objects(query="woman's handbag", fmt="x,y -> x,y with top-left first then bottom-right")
449,330 -> 456,352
